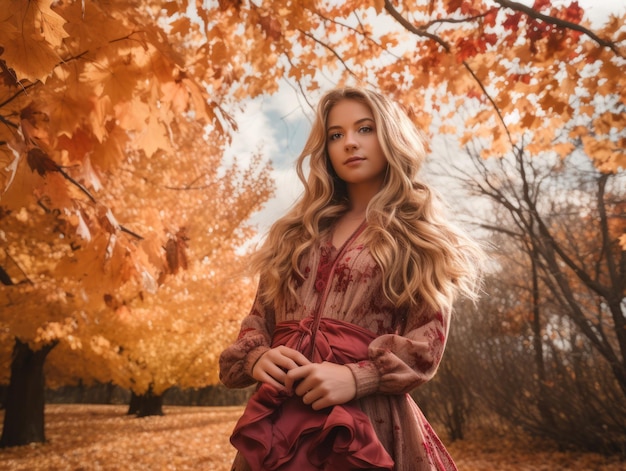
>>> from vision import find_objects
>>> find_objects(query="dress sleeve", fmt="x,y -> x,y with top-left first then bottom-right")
218,286 -> 275,389
344,308 -> 449,399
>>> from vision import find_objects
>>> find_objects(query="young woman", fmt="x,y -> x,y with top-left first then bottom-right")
219,86 -> 483,471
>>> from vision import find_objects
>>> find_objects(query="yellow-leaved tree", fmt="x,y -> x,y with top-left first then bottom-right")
0,0 -> 272,446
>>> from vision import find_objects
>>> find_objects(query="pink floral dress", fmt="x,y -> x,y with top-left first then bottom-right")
219,224 -> 457,471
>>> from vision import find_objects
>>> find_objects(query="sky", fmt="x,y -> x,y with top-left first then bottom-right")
223,0 -> 626,242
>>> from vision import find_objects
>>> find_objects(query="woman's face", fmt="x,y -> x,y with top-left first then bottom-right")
326,99 -> 387,191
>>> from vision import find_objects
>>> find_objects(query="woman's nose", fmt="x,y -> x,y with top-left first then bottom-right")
344,132 -> 358,151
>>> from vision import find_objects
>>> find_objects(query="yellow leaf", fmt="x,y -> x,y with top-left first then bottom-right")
60,0 -> 132,51
439,124 -> 458,134
569,126 -> 589,139
467,109 -> 493,128
89,96 -> 114,143
161,81 -> 190,115
552,142 -> 575,158
0,33 -> 60,83
170,16 -> 192,36
82,51 -> 144,104
33,0 -> 69,47
115,98 -> 151,132
582,135 -> 625,173
5,0 -> 68,47
90,125 -> 129,171
134,115 -> 172,158
0,0 -> 70,82
41,87 -> 92,137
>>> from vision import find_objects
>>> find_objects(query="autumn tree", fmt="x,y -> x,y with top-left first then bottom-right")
40,145 -> 271,416
448,145 -> 626,451
0,0 -> 272,446
466,145 -> 625,389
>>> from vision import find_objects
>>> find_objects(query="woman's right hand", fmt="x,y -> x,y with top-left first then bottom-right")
252,345 -> 311,391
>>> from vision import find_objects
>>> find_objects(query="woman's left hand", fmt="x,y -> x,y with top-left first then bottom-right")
284,362 -> 357,410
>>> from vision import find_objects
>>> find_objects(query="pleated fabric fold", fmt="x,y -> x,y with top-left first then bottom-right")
230,318 -> 395,471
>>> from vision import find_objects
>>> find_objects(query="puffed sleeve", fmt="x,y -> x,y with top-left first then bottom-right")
218,284 -> 275,389
344,308 -> 449,398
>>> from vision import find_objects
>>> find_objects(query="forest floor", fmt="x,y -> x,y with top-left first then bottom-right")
0,404 -> 624,470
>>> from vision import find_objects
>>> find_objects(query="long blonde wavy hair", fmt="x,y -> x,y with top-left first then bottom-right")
252,86 -> 483,314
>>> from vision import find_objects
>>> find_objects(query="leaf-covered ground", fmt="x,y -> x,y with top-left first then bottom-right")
0,404 -> 624,470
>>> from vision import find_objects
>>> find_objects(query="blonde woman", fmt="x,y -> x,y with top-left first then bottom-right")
219,87 -> 483,471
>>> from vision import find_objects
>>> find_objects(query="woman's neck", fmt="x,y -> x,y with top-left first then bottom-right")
345,183 -> 379,216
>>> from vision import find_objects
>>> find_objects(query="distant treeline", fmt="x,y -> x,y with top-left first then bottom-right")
0,383 -> 253,409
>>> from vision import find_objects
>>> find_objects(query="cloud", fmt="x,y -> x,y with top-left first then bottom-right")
223,84 -> 313,234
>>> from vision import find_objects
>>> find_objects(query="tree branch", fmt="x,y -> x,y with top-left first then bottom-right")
383,0 -> 450,52
297,29 -> 360,80
422,10 -> 495,30
2,249 -> 33,285
494,0 -> 623,58
595,173 -> 619,287
119,225 -> 144,240
383,0 -> 514,147
312,10 -> 403,62
0,115 -> 18,130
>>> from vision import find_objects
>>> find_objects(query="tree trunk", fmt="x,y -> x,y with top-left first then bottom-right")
0,338 -> 57,448
530,249 -> 556,428
127,390 -> 141,415
127,385 -> 164,417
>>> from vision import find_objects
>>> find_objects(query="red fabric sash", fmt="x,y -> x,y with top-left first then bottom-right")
230,318 -> 395,471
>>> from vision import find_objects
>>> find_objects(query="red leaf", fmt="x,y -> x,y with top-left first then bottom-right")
27,148 -> 58,176
503,12 -> 523,31
532,0 -> 551,11
562,2 -> 583,23
57,128 -> 94,162
445,0 -> 463,14
484,9 -> 498,28
258,14 -> 282,41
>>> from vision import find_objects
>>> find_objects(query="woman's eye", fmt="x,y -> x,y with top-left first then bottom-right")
328,132 -> 342,141
359,126 -> 373,133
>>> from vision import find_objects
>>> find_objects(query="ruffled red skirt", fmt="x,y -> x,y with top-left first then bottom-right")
230,317 -> 395,471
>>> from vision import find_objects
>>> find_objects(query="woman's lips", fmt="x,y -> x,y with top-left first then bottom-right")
344,156 -> 365,164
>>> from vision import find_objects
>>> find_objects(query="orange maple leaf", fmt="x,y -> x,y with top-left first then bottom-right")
57,128 -> 94,163
83,52 -> 143,104
0,0 -> 69,83
26,0 -> 69,47
0,34 -> 60,83
134,115 -> 172,158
